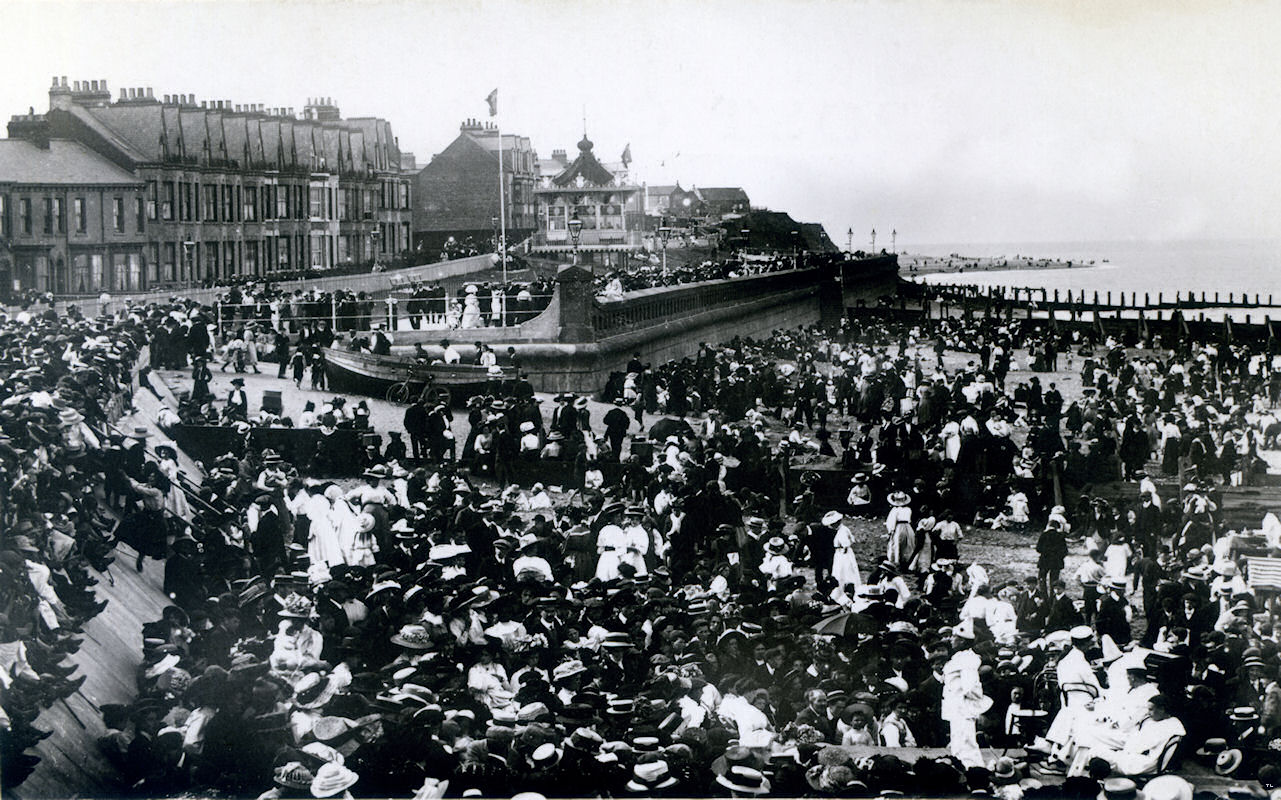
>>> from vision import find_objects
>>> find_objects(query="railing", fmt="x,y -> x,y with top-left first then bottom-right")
591,267 -> 825,335
209,291 -> 557,335
529,230 -> 643,249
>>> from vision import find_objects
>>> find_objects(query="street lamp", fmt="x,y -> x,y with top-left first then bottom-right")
567,215 -> 583,266
658,219 -> 673,278
741,228 -> 750,251
182,241 -> 194,289
791,230 -> 799,269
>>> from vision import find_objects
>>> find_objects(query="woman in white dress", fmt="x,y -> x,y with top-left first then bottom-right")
461,287 -> 482,328
826,510 -> 862,591
941,419 -> 963,462
594,520 -> 627,581
885,491 -> 914,571
304,486 -> 345,572
155,445 -> 192,522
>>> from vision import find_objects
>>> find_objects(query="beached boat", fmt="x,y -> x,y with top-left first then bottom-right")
322,347 -> 513,403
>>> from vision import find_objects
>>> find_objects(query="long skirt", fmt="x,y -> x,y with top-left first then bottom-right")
886,522 -> 914,570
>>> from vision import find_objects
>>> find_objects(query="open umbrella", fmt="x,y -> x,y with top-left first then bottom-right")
811,611 -> 875,637
648,417 -> 695,442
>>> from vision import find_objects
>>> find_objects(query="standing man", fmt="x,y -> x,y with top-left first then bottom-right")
403,398 -> 428,462
941,619 -> 991,768
425,403 -> 455,462
274,328 -> 291,379
602,400 -> 631,463
249,494 -> 286,580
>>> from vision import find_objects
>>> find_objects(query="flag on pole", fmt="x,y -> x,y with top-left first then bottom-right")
621,143 -> 632,167
485,89 -> 498,117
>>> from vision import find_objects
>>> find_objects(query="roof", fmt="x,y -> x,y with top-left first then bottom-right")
0,138 -> 141,185
696,186 -> 750,204
551,135 -> 617,188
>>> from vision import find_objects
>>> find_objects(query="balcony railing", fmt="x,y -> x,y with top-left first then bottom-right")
530,230 -> 642,250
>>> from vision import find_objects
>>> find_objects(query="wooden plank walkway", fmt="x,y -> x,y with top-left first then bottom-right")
13,415 -> 175,799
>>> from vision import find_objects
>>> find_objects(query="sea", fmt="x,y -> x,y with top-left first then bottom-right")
908,238 -> 1281,322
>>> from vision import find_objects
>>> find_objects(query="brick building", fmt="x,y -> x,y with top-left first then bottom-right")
0,131 -> 146,298
7,77 -> 413,291
412,119 -> 538,253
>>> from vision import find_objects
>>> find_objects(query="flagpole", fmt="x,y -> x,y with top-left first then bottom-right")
497,119 -> 507,284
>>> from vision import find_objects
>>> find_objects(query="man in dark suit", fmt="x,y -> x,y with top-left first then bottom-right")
1044,580 -> 1082,632
403,398 -> 428,461
793,689 -> 838,742
250,494 -> 286,580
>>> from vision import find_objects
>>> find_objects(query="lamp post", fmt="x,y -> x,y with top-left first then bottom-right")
891,228 -> 897,254
182,241 -> 194,290
567,215 -> 583,267
658,218 -> 673,278
741,228 -> 750,252
791,230 -> 799,270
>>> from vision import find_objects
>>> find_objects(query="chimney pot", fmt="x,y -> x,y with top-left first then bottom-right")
51,76 -> 58,87
147,87 -> 154,99
61,76 -> 68,87
89,80 -> 96,91
120,88 -> 127,100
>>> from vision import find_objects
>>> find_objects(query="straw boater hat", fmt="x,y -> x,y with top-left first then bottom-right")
821,510 -> 844,527
716,766 -> 771,795
888,491 -> 911,506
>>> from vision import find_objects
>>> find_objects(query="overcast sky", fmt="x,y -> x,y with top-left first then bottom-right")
8,0 -> 1280,247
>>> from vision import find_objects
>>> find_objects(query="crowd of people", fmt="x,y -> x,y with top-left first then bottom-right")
594,252 -> 848,300
0,301 -> 150,789
9,281 -> 1281,800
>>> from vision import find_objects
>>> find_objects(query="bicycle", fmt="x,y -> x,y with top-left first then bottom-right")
385,368 -> 452,407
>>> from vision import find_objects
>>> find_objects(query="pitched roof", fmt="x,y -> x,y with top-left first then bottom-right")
696,186 -> 750,205
0,138 -> 142,185
550,136 -> 616,188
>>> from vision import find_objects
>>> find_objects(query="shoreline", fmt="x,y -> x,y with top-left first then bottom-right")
898,251 -> 1101,276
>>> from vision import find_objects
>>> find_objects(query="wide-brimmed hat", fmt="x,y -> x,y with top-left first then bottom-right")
391,624 -> 433,649
277,592 -> 314,620
129,426 -> 150,439
821,510 -> 843,526
294,671 -> 339,710
888,491 -> 911,506
310,761 -> 359,798
274,761 -> 316,790
765,536 -> 786,552
1097,778 -> 1140,800
1216,748 -> 1244,776
552,660 -> 588,682
716,766 -> 771,795
574,396 -> 589,409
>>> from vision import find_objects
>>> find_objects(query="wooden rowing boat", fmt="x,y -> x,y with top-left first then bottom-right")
322,347 -> 513,398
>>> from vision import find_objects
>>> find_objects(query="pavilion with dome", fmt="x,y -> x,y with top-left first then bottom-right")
529,134 -> 643,266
